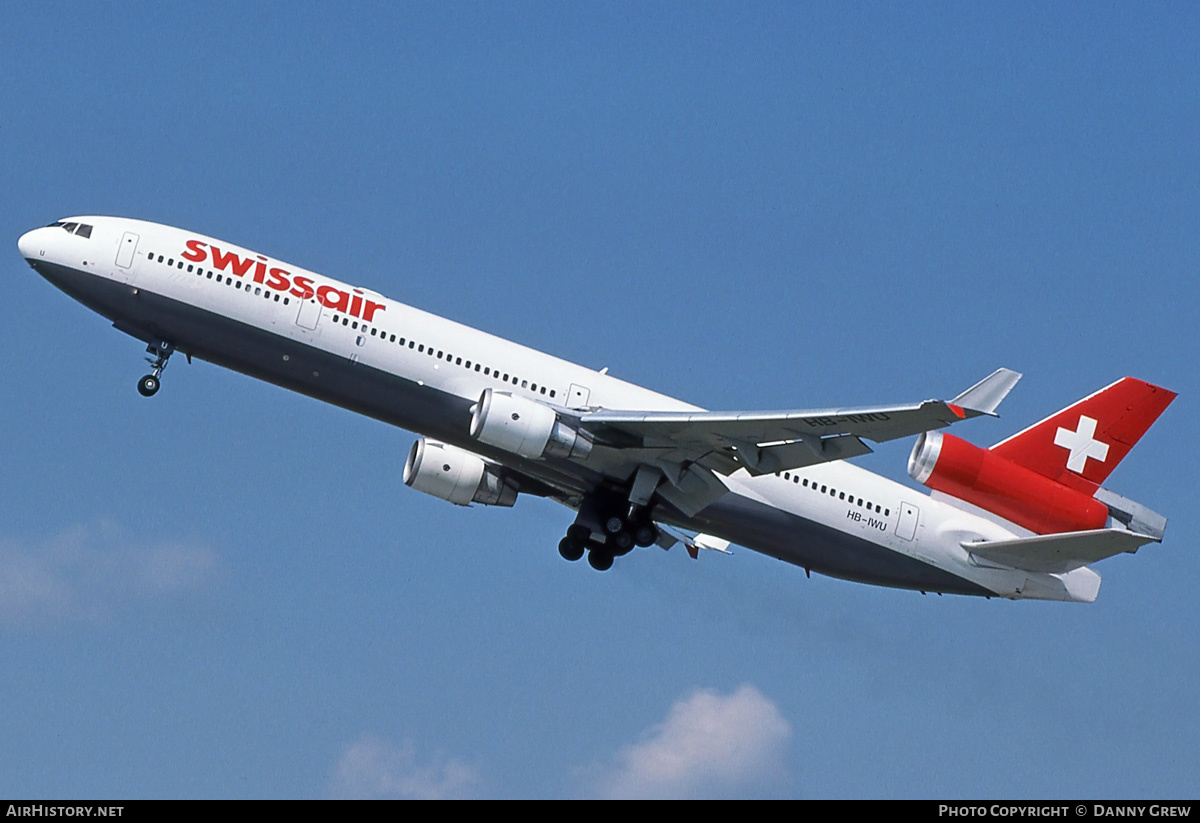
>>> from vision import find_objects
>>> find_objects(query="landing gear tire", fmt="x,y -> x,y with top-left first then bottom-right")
138,339 -> 174,397
633,523 -> 658,548
587,548 -> 614,571
558,535 -> 585,562
610,530 -> 635,555
603,515 -> 625,536
137,375 -> 160,397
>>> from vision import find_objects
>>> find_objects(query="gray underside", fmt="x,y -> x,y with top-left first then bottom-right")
30,260 -> 992,597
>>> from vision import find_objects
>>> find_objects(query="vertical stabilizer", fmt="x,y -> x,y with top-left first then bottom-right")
989,378 -> 1175,493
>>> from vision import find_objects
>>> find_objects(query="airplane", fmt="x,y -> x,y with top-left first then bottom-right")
16,216 -> 1176,602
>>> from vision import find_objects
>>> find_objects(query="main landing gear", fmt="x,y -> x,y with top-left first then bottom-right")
137,339 -> 174,397
557,492 -> 660,572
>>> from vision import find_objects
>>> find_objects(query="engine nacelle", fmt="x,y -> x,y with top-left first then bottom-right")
469,388 -> 592,460
403,438 -> 518,507
908,431 -> 1108,535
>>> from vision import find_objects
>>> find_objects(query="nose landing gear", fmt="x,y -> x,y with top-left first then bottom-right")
137,339 -> 174,397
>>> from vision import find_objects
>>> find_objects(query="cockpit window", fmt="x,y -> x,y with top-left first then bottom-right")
45,221 -> 93,237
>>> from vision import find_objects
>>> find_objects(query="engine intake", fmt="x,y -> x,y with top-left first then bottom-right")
908,431 -> 1108,535
469,388 -> 592,460
403,438 -> 518,507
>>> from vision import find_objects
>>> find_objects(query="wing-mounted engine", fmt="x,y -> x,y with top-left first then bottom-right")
403,437 -> 518,507
908,430 -> 1108,534
469,388 -> 593,461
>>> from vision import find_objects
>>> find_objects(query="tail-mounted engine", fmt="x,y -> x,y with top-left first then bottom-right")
403,438 -> 518,507
469,388 -> 593,461
908,431 -> 1108,534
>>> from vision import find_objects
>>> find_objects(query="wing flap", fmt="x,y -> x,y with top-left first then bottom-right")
655,523 -> 733,558
734,434 -> 873,476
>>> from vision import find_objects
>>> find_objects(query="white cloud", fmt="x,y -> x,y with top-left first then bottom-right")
0,522 -> 221,626
589,684 -> 793,799
330,735 -> 484,800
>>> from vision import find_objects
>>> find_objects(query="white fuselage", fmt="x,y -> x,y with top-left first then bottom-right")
18,216 -> 1101,601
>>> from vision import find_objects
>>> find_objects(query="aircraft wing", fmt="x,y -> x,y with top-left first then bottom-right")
580,368 -> 1021,476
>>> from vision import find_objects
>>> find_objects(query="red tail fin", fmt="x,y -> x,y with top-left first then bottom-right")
990,378 -> 1175,494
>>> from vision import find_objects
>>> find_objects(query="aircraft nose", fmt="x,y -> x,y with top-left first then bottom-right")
18,227 -> 42,260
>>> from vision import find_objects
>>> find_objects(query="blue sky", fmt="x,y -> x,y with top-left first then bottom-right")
2,2 -> 1197,799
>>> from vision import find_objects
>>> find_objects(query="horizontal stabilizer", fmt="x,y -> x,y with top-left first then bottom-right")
963,529 -> 1159,575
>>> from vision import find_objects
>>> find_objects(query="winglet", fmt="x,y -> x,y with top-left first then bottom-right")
951,368 -> 1022,416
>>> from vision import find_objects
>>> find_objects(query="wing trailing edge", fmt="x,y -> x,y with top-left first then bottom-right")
580,367 -> 1020,476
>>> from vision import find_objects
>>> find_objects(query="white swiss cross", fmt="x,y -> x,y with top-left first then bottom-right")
1054,415 -> 1110,474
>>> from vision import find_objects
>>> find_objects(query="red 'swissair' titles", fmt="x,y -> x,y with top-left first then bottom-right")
181,240 -> 386,322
